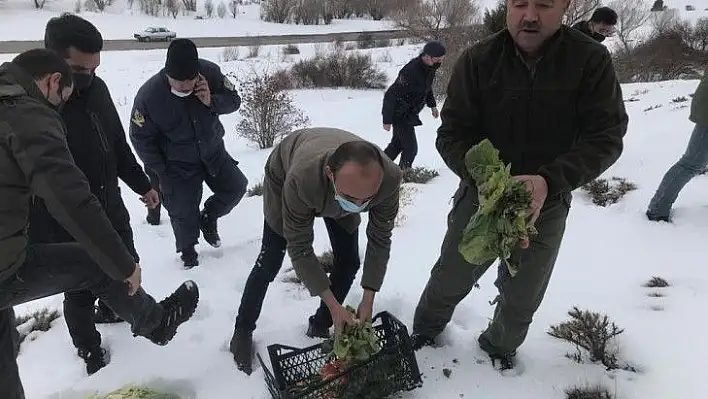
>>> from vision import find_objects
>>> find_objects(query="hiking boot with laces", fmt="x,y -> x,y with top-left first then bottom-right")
200,210 -> 221,248
229,329 -> 254,375
145,280 -> 199,346
180,247 -> 199,269
78,346 -> 109,375
478,334 -> 516,371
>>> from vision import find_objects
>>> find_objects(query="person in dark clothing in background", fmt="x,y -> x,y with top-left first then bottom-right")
27,14 -> 161,375
572,6 -> 617,43
381,41 -> 445,170
0,48 -> 199,399
130,39 -> 248,268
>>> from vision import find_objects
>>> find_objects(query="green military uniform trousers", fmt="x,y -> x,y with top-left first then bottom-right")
413,180 -> 571,354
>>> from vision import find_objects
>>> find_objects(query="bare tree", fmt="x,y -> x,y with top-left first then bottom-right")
33,0 -> 47,9
563,0 -> 601,26
694,17 -> 708,51
229,0 -> 238,17
609,0 -> 651,51
261,0 -> 295,23
392,0 -> 480,41
217,0 -> 227,17
650,8 -> 680,33
165,0 -> 180,18
181,0 -> 196,11
205,0 -> 214,17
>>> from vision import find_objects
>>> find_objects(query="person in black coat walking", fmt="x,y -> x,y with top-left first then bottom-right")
381,41 -> 445,170
130,39 -> 248,268
27,14 -> 161,375
572,6 -> 618,43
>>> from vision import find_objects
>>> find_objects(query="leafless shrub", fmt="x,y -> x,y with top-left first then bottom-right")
261,0 -> 295,23
165,0 -> 180,18
565,384 -> 614,399
643,276 -> 670,288
548,307 -> 624,370
221,47 -> 240,61
289,49 -> 387,89
563,0 -> 601,26
15,308 -> 61,346
229,0 -> 238,17
236,69 -> 310,149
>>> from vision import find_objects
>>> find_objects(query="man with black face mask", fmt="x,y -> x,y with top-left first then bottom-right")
572,6 -> 618,43
28,13 -> 161,375
381,41 -> 445,170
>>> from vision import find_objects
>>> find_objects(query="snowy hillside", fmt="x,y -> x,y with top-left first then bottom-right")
0,0 -> 394,41
3,40 -> 708,399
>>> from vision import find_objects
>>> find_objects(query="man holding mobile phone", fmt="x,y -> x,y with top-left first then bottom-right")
130,39 -> 248,268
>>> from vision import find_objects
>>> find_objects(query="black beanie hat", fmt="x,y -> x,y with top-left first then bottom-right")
165,38 -> 199,81
423,41 -> 446,57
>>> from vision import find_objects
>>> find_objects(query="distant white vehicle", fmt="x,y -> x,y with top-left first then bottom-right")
134,27 -> 177,42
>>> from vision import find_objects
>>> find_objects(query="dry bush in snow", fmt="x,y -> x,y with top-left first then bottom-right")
289,49 -> 387,89
548,307 -> 625,370
565,384 -> 614,399
581,177 -> 637,206
236,69 -> 309,149
401,166 -> 439,184
15,308 -> 61,346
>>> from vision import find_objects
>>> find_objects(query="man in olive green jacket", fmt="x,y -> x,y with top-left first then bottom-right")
229,127 -> 402,375
410,0 -> 628,371
0,49 -> 199,398
646,73 -> 708,222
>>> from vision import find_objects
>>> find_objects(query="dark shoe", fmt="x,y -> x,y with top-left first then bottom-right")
229,329 -> 254,375
646,210 -> 671,223
146,206 -> 161,225
145,280 -> 200,346
78,346 -> 109,375
305,315 -> 330,339
410,332 -> 435,351
94,301 -> 123,324
478,334 -> 516,371
180,247 -> 199,269
200,210 -> 221,248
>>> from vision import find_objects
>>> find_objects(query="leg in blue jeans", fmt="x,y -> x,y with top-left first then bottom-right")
647,124 -> 708,219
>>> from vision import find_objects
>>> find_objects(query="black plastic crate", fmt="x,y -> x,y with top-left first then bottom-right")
257,311 -> 423,399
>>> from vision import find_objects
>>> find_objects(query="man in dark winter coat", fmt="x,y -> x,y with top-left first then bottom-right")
381,41 -> 445,169
130,39 -> 248,268
410,0 -> 628,371
27,14 -> 161,375
572,6 -> 617,43
0,48 -> 199,399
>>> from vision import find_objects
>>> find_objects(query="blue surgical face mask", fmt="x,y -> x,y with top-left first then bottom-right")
332,181 -> 370,213
335,195 -> 370,213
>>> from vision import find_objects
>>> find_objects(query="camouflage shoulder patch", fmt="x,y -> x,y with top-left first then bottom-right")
131,109 -> 145,128
223,76 -> 236,91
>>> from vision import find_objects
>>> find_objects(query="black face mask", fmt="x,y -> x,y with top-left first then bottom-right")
592,32 -> 606,42
72,72 -> 95,93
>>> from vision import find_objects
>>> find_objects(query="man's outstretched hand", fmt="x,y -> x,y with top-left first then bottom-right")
511,174 -> 548,248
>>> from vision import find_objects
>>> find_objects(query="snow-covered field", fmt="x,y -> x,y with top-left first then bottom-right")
0,0 -> 395,41
3,38 -> 708,399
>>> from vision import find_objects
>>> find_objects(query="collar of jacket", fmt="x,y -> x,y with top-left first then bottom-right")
0,62 -> 55,109
503,26 -> 565,68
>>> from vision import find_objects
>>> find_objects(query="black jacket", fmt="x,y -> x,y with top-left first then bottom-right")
28,75 -> 151,262
572,21 -> 606,43
382,55 -> 438,126
129,59 -> 241,182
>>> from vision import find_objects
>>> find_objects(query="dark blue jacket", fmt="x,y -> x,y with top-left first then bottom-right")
129,59 -> 241,180
382,55 -> 438,126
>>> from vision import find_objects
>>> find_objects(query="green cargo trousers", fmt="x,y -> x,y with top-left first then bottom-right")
413,180 -> 571,354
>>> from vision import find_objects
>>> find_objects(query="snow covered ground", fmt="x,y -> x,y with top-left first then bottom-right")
2,39 -> 708,399
0,0 -> 394,41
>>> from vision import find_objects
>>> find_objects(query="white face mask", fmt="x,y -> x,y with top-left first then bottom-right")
171,88 -> 192,98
